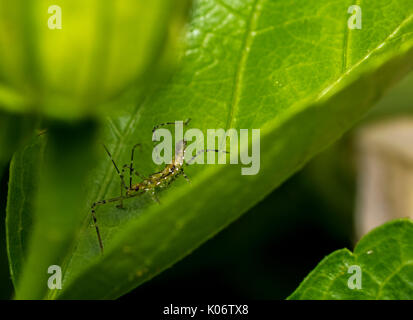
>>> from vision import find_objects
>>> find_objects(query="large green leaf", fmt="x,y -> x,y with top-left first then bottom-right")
7,0 -> 413,299
289,219 -> 413,299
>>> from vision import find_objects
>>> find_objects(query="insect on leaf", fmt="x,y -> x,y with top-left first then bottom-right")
6,0 -> 413,299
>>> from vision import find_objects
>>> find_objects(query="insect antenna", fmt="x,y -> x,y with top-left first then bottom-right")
185,149 -> 229,165
152,118 -> 191,134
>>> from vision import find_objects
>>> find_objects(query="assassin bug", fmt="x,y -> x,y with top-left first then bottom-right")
91,119 -> 228,253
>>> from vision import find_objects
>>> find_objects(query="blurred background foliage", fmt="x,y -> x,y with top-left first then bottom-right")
0,0 -> 190,119
1,71 -> 411,299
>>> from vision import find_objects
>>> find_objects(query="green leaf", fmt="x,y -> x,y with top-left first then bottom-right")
288,219 -> 413,299
9,122 -> 100,299
6,134 -> 46,287
7,0 -> 413,299
0,111 -> 37,172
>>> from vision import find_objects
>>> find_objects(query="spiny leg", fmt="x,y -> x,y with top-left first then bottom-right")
118,168 -> 125,209
91,197 -> 124,253
129,144 -> 144,188
91,192 -> 142,254
91,198 -> 119,254
91,208 -> 104,253
102,144 -> 128,191
118,163 -> 144,208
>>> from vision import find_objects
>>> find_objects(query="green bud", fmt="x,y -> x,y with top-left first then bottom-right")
0,0 -> 190,119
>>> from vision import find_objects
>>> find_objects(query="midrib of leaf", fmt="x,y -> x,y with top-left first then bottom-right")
318,12 -> 413,101
225,0 -> 261,130
341,0 -> 362,72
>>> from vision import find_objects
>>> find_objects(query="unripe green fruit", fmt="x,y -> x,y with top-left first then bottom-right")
0,0 -> 190,119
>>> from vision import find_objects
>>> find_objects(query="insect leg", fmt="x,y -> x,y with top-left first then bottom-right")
118,166 -> 128,209
91,193 -> 142,254
91,197 -> 123,253
90,208 -> 104,253
91,197 -> 123,254
102,144 -> 128,191
129,144 -> 145,188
